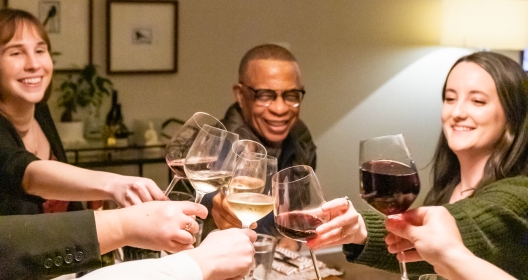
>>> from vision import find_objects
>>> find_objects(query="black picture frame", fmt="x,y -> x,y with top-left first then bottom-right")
106,0 -> 178,74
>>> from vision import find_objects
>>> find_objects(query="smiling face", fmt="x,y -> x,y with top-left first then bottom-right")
0,22 -> 53,106
234,59 -> 302,146
441,61 -> 506,159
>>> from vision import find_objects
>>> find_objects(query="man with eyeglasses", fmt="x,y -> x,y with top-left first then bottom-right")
205,44 -> 316,250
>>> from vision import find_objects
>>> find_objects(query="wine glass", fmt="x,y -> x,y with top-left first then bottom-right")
272,165 -> 328,280
164,112 -> 226,195
359,134 -> 420,280
226,140 -> 272,229
184,124 -> 239,204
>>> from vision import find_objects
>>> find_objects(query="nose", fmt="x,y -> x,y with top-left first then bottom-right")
451,100 -> 468,120
24,52 -> 41,71
267,95 -> 289,115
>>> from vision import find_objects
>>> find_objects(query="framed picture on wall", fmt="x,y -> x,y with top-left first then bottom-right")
106,0 -> 178,74
4,0 -> 93,72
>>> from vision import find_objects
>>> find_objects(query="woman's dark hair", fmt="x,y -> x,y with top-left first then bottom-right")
424,51 -> 528,205
0,8 -> 53,102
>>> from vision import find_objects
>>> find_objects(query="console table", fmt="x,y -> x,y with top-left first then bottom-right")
64,141 -> 167,178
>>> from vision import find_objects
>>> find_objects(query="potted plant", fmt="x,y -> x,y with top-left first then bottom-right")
55,65 -> 114,143
57,64 -> 114,122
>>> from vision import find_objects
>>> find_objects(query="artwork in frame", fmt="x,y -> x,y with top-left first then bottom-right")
106,0 -> 178,74
4,0 -> 93,72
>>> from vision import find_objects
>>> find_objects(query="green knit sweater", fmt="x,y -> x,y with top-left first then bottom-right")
343,176 -> 528,280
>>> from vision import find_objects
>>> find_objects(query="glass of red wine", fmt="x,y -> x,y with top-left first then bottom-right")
164,112 -> 226,195
272,165 -> 328,280
359,134 -> 420,280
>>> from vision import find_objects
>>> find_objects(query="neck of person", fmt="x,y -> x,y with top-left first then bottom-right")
449,152 -> 490,203
0,100 -> 36,134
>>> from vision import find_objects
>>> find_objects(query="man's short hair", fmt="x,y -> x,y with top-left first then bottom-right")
238,44 -> 297,82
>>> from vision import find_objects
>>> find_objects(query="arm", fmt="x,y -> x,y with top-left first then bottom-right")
0,211 -> 101,279
385,206 -> 516,280
307,197 -> 433,275
22,160 -> 167,207
79,228 -> 257,280
95,201 -> 208,254
442,176 -> 528,280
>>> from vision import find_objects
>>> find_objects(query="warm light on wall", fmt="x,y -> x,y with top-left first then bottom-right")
441,0 -> 528,50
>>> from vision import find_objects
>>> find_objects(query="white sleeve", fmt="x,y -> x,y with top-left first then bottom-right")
78,253 -> 203,280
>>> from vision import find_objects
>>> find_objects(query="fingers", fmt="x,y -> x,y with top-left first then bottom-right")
320,196 -> 351,214
243,228 -> 258,242
179,201 -> 208,219
212,193 -> 242,229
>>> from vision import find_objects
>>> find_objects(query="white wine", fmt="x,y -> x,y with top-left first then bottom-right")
227,193 -> 274,224
187,170 -> 232,194
229,176 -> 266,194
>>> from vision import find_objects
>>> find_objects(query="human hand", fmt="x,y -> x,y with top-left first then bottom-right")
385,206 -> 466,266
118,201 -> 208,252
211,191 -> 257,230
108,175 -> 168,207
183,228 -> 257,280
306,196 -> 367,250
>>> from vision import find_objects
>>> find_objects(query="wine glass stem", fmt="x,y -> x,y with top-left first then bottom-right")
308,248 -> 322,280
194,192 -> 205,204
241,222 -> 250,229
164,176 -> 181,196
399,251 -> 409,280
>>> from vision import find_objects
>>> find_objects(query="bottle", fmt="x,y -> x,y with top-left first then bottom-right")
113,104 -> 130,147
103,90 -> 120,146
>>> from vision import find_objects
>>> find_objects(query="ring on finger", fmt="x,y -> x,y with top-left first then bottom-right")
184,217 -> 193,231
341,227 -> 347,239
344,196 -> 351,210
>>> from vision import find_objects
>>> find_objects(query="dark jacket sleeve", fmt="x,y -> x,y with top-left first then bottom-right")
0,210 -> 101,279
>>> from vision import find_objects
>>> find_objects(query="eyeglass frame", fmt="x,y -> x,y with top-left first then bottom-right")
239,82 -> 305,108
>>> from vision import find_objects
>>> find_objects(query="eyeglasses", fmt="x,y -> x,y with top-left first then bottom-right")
239,83 -> 305,108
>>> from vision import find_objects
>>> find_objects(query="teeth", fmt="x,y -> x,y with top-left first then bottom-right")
268,121 -> 286,126
22,78 -> 41,84
453,126 -> 472,131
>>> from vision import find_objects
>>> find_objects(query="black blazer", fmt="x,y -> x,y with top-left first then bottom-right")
0,210 -> 101,279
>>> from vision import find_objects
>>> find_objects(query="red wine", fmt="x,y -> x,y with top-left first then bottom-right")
274,212 -> 324,241
166,159 -> 186,178
360,160 -> 420,215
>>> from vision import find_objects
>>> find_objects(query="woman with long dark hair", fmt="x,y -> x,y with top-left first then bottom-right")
308,51 -> 528,279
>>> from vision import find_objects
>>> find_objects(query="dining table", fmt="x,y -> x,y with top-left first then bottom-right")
303,246 -> 401,280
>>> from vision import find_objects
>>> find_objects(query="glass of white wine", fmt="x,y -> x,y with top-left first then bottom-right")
164,112 -> 226,195
184,125 -> 239,204
226,140 -> 273,229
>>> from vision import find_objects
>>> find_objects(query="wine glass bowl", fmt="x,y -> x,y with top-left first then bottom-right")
359,134 -> 420,280
272,165 -> 327,280
164,112 -> 226,195
184,124 -> 239,204
226,140 -> 272,229
359,134 -> 420,216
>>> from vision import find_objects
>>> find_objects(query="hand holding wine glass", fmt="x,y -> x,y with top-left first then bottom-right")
164,112 -> 226,195
273,165 -> 328,280
226,140 -> 272,229
184,125 -> 239,204
359,134 -> 420,280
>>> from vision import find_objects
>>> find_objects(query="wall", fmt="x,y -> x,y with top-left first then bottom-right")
5,1 -> 521,208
